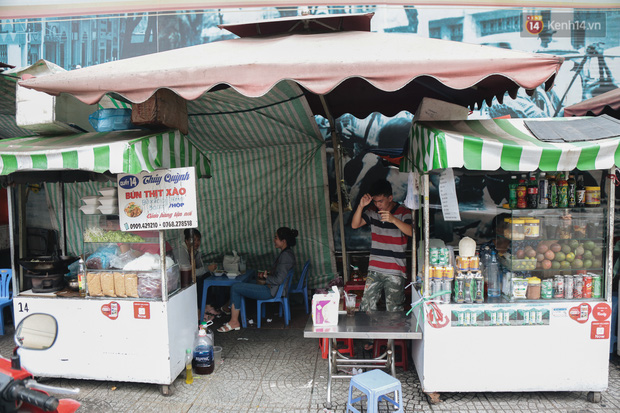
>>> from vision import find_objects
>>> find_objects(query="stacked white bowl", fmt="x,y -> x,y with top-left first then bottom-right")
80,195 -> 101,214
98,187 -> 119,215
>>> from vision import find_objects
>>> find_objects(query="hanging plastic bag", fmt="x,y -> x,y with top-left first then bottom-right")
404,171 -> 419,210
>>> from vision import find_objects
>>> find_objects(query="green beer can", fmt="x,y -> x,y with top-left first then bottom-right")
541,279 -> 553,299
592,275 -> 602,298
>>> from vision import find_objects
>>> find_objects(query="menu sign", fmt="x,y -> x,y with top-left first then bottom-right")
117,167 -> 197,231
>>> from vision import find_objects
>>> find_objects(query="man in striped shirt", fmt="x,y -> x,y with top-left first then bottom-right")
351,179 -> 412,312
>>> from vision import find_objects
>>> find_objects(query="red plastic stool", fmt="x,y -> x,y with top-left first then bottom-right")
319,338 -> 354,359
373,339 -> 408,371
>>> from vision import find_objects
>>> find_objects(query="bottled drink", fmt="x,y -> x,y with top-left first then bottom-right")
576,174 -> 586,207
548,175 -> 558,208
537,172 -> 548,209
567,174 -> 576,208
185,348 -> 194,384
193,328 -> 214,375
527,176 -> 538,208
486,250 -> 500,298
508,175 -> 518,209
516,177 -> 527,209
558,174 -> 569,208
77,257 -> 87,297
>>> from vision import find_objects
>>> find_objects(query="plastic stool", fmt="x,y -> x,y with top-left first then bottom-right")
319,338 -> 354,359
373,339 -> 408,371
346,369 -> 403,413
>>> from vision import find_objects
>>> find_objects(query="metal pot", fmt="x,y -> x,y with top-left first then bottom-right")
67,278 -> 79,291
18,256 -> 79,272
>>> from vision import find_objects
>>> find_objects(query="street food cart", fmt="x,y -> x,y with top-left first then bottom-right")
403,117 -> 618,402
2,129 -> 211,394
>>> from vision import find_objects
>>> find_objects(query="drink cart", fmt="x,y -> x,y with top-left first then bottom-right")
403,118 -> 618,403
3,130 -> 210,395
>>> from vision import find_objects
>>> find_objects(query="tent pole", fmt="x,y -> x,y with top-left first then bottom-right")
60,182 -> 67,256
423,174 -> 430,298
605,167 -> 616,302
319,95 -> 349,283
7,186 -> 17,295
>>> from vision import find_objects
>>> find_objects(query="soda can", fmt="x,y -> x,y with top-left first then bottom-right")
438,248 -> 448,266
523,310 -> 530,325
457,256 -> 469,271
504,311 -> 511,325
429,266 -> 437,280
536,310 -> 543,325
573,275 -> 583,299
443,266 -> 454,280
430,248 -> 440,266
583,275 -> 592,298
455,275 -> 465,303
441,279 -> 452,303
496,311 -> 503,325
541,279 -> 553,299
592,275 -> 602,298
469,255 -> 480,271
564,275 -> 574,299
553,275 -> 564,298
457,311 -> 464,326
490,311 -> 497,326
431,279 -> 442,298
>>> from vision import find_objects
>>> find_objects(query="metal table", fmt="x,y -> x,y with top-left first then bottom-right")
304,311 -> 422,406
200,270 -> 255,321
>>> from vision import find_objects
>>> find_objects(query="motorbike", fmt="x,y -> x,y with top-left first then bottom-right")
0,314 -> 81,412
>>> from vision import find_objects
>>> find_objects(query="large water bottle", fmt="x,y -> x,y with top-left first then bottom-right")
486,250 -> 501,298
193,329 -> 214,375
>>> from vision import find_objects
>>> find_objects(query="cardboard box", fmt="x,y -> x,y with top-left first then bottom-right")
131,89 -> 188,134
414,97 -> 469,121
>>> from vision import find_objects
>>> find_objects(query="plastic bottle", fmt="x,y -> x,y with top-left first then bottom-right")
516,177 -> 527,209
185,348 -> 194,384
548,175 -> 558,208
193,329 -> 214,375
486,250 -> 500,298
526,175 -> 538,208
77,257 -> 87,297
576,174 -> 586,207
200,322 -> 215,346
537,172 -> 548,209
508,175 -> 518,209
567,174 -> 576,208
558,174 -> 569,208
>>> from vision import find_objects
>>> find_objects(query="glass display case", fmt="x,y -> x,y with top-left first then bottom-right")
496,207 -> 607,302
82,214 -> 183,300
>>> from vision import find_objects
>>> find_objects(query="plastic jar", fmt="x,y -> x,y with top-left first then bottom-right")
526,277 -> 541,300
511,219 -> 525,240
585,186 -> 601,207
503,218 -> 512,239
524,218 -> 540,238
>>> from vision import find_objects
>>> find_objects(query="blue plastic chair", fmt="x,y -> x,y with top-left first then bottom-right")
240,269 -> 294,328
289,260 -> 310,314
0,269 -> 13,336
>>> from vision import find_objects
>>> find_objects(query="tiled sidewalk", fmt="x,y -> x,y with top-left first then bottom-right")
1,305 -> 619,412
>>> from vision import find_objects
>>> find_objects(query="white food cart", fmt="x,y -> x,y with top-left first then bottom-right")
4,129 -> 211,395
403,118 -> 617,402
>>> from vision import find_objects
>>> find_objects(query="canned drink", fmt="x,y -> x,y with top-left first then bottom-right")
583,275 -> 592,298
564,275 -> 574,299
536,310 -> 543,325
490,311 -> 497,325
464,273 -> 473,304
431,279 -> 442,298
573,275 -> 583,299
530,309 -> 537,324
455,275 -> 465,303
592,275 -> 602,298
469,256 -> 480,271
441,279 -> 452,303
523,310 -> 530,325
474,274 -> 484,303
439,248 -> 450,266
457,312 -> 464,326
429,266 -> 437,280
457,256 -> 470,271
443,266 -> 454,280
541,279 -> 553,299
430,248 -> 440,266
553,275 -> 564,298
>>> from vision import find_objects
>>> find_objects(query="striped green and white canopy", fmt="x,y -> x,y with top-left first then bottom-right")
0,129 -> 211,177
402,118 -> 620,173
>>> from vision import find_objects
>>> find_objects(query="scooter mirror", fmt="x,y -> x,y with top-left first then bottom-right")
14,314 -> 58,350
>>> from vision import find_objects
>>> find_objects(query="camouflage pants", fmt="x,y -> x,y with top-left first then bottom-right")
359,271 -> 406,312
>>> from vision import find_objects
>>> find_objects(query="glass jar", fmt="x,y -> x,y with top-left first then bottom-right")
511,219 -> 525,240
526,277 -> 541,299
558,215 -> 572,239
524,218 -> 540,238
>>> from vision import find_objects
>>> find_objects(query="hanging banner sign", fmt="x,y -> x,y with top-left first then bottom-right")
438,168 -> 461,221
117,167 -> 198,231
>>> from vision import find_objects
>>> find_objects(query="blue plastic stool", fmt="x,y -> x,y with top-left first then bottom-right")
346,369 -> 403,413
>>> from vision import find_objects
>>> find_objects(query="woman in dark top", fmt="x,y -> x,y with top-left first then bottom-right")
217,227 -> 298,332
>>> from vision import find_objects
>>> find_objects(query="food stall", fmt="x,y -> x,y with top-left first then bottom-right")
2,129 -> 211,395
403,117 -> 618,402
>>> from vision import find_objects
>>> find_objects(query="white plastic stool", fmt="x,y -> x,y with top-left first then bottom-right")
346,369 -> 403,413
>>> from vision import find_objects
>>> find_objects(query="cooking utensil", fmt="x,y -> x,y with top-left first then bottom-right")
18,256 -> 79,272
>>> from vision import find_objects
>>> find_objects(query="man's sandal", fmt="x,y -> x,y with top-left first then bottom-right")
219,306 -> 231,315
217,322 -> 240,333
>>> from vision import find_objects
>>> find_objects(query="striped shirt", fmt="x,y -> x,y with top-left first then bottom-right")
363,203 -> 412,277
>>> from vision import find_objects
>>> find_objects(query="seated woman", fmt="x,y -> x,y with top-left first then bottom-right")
217,227 -> 298,332
178,229 -> 218,320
